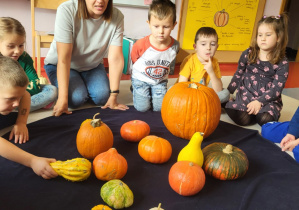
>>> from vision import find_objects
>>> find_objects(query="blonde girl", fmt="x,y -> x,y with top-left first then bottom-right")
0,17 -> 57,112
225,14 -> 289,126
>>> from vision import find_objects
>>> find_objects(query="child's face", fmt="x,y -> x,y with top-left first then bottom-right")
85,0 -> 109,19
257,23 -> 278,53
0,85 -> 26,115
147,15 -> 176,44
194,35 -> 218,63
0,34 -> 25,61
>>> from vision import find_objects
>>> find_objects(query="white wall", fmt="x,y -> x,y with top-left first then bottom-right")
263,0 -> 282,16
0,0 -> 281,57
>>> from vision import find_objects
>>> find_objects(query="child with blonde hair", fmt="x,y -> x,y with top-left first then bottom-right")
225,14 -> 289,126
131,0 -> 179,112
0,57 -> 58,179
0,17 -> 57,112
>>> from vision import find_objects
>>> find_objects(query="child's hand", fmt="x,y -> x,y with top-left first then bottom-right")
247,100 -> 261,115
202,57 -> 213,75
9,123 -> 29,144
30,156 -> 58,179
281,134 -> 298,152
229,94 -> 235,101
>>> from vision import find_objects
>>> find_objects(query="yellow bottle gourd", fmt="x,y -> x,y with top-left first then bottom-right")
177,132 -> 204,167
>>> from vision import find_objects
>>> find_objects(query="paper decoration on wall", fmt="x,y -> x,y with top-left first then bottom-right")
182,0 -> 260,51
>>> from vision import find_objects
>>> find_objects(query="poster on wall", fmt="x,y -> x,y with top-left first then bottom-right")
182,0 -> 260,51
114,0 -> 175,8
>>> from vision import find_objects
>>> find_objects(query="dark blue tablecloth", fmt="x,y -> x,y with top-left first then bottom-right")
1,106 -> 299,210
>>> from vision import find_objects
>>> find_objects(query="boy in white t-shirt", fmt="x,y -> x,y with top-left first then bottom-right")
130,0 -> 179,112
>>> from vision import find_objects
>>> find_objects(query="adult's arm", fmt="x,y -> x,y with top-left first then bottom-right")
52,42 -> 73,117
102,45 -> 128,110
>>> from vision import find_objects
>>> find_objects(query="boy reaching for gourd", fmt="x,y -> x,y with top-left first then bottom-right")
178,27 -> 230,105
0,57 -> 58,179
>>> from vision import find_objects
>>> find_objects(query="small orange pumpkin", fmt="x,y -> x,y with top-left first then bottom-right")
120,120 -> 150,142
93,148 -> 128,181
214,9 -> 229,27
169,161 -> 205,196
138,135 -> 172,164
91,204 -> 112,210
76,113 -> 113,159
161,82 -> 221,140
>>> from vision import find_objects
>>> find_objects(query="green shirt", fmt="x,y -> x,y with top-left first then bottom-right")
18,52 -> 41,95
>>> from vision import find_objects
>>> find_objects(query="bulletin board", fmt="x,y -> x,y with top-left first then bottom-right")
114,0 -> 175,8
177,0 -> 266,63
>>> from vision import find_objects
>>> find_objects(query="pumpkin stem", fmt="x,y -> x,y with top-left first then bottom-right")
188,83 -> 198,89
158,203 -> 161,210
189,162 -> 194,167
223,144 -> 233,154
90,113 -> 102,128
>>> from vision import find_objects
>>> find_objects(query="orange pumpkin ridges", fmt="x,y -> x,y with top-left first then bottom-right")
161,82 -> 221,140
214,9 -> 229,27
93,148 -> 128,181
138,135 -> 172,164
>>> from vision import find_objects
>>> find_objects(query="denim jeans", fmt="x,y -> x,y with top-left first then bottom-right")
44,64 -> 109,108
132,78 -> 167,112
31,84 -> 58,112
217,88 -> 230,104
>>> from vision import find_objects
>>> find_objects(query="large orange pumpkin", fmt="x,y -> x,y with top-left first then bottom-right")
168,161 -> 205,196
161,82 -> 221,140
120,120 -> 150,142
214,9 -> 229,27
138,135 -> 172,164
93,148 -> 128,181
76,113 -> 113,159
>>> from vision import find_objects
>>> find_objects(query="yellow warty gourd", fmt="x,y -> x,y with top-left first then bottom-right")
177,132 -> 204,167
50,158 -> 92,182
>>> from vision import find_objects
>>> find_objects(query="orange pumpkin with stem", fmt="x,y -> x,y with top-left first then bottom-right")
76,113 -> 113,159
168,161 -> 205,196
214,9 -> 229,27
93,148 -> 128,181
120,120 -> 150,142
161,82 -> 221,140
138,135 -> 172,164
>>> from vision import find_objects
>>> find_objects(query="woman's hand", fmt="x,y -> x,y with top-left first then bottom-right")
247,100 -> 262,115
52,98 -> 72,117
101,95 -> 129,111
